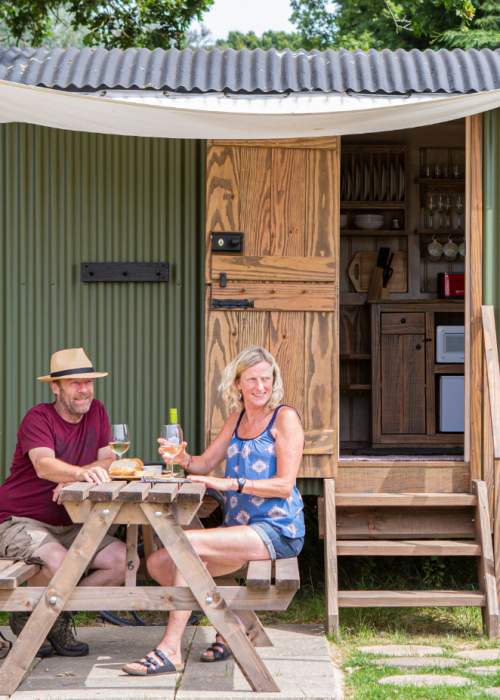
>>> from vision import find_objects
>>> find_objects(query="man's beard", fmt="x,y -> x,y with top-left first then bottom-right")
58,392 -> 91,417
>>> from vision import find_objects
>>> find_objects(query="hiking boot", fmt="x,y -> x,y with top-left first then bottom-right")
9,612 -> 53,658
47,612 -> 89,657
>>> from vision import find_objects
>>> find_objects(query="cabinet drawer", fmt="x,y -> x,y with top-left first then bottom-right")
381,312 -> 425,335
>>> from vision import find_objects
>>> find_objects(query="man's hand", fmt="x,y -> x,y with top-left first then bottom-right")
52,483 -> 65,503
78,466 -> 110,484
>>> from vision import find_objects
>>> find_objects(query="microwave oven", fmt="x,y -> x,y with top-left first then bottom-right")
436,325 -> 465,363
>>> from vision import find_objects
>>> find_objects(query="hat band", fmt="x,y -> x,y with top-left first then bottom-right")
50,366 -> 95,378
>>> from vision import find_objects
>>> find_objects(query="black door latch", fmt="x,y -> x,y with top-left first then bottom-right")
211,299 -> 254,309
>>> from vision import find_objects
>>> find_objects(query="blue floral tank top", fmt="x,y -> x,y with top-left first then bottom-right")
223,405 -> 305,539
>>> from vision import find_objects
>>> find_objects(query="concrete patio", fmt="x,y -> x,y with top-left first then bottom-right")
0,624 -> 343,700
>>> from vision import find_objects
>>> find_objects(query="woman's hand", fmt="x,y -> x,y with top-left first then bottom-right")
188,474 -> 236,492
158,438 -> 189,467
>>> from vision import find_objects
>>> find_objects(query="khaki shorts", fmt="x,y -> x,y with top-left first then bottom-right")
0,516 -> 119,565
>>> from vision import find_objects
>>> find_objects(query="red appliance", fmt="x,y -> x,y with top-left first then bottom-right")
438,273 -> 465,298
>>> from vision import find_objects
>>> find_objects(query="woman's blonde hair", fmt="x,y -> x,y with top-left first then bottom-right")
219,346 -> 284,414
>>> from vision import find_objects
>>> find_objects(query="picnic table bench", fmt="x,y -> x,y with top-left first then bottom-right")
0,479 -> 300,695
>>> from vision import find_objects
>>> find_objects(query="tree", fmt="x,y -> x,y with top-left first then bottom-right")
0,0 -> 215,49
289,0 -> 499,50
215,30 -> 305,51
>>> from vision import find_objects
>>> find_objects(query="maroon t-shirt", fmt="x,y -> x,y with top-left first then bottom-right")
0,400 -> 111,526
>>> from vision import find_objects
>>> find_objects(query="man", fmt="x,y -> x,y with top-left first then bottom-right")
0,348 -> 128,657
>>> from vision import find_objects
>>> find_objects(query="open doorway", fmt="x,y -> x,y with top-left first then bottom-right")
339,120 -> 466,461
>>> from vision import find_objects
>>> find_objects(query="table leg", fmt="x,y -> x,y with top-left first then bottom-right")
141,503 -> 279,693
125,524 -> 139,587
0,501 -> 121,696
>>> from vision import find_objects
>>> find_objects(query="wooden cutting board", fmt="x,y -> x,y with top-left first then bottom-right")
347,251 -> 407,293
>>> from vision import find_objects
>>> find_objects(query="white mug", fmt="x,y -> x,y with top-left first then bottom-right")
443,237 -> 458,262
427,237 -> 443,262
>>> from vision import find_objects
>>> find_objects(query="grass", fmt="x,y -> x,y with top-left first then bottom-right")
337,606 -> 500,699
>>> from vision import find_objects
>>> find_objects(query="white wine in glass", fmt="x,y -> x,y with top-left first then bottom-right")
160,421 -> 183,477
109,424 -> 130,459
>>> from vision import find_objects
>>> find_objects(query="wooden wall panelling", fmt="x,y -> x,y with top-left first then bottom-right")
465,115 -> 483,477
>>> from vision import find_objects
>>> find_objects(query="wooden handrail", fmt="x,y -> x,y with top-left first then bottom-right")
481,305 -> 500,458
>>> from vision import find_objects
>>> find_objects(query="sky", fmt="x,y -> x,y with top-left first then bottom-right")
192,0 -> 295,40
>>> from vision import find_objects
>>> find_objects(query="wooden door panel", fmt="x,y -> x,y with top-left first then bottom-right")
205,141 -> 339,478
272,148 -> 307,256
211,282 -> 336,311
381,334 -> 426,434
211,255 -> 336,281
305,149 -> 338,256
269,311 -> 305,418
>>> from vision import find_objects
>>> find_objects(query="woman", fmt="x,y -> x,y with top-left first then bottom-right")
123,345 -> 305,676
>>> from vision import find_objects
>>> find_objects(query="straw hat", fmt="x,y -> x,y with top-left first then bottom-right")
38,348 -> 108,382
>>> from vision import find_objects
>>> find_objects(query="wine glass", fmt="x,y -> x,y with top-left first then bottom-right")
109,424 -> 130,459
427,193 -> 436,230
160,424 -> 184,477
455,193 -> 464,231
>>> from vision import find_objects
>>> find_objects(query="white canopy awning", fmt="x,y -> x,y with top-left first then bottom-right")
0,79 -> 499,138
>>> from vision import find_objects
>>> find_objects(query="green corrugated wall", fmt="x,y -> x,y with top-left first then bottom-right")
0,125 -> 205,478
483,109 -> 500,323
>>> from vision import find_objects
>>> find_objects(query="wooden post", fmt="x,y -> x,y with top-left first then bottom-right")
141,502 -> 279,693
0,501 -> 122,696
323,478 -> 339,638
466,115 -> 483,479
472,480 -> 499,638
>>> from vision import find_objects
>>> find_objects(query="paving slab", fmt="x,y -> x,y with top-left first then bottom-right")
358,644 -> 445,657
8,625 -> 192,700
486,690 -> 500,697
177,624 -> 343,700
0,624 -> 342,700
456,648 -> 500,661
468,666 -> 500,675
378,674 -> 471,687
372,656 -> 460,669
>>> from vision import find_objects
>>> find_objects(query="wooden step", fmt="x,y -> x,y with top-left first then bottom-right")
337,539 -> 481,556
336,493 -> 477,507
338,590 -> 485,607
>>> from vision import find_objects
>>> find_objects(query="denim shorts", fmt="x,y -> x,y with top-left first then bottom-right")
250,521 -> 304,561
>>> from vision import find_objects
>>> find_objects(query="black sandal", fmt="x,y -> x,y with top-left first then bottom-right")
123,648 -> 184,676
200,636 -> 232,663
0,632 -> 11,660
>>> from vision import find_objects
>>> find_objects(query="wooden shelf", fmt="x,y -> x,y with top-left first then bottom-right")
340,201 -> 405,210
340,354 -> 371,361
435,363 -> 464,374
415,178 -> 465,185
340,384 -> 371,393
341,229 -> 408,237
415,229 -> 465,237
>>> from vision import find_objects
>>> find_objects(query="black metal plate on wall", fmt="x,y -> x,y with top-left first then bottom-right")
81,262 -> 169,282
211,232 -> 243,253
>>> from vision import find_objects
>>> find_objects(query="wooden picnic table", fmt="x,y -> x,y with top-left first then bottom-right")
0,479 -> 299,695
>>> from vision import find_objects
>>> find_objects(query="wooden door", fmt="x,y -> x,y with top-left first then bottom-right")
380,312 -> 426,434
204,138 -> 340,478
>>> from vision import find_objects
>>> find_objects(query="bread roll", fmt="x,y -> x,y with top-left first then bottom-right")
109,458 -> 144,477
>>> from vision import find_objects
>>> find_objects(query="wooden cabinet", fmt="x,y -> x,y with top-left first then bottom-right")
371,301 -> 464,447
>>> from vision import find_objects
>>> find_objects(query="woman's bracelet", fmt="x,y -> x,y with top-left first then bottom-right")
185,454 -> 193,473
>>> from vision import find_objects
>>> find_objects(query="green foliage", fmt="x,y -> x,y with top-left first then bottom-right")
289,0 -> 500,50
0,0 -> 215,49
215,30 -> 305,51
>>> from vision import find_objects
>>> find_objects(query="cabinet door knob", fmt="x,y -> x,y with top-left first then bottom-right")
415,344 -> 422,350
400,318 -> 406,324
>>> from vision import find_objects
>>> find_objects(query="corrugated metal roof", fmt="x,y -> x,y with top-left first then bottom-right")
0,46 -> 498,95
